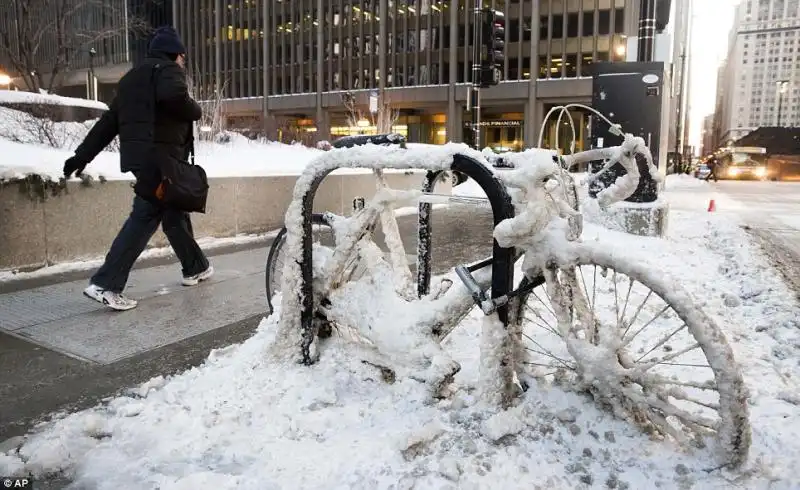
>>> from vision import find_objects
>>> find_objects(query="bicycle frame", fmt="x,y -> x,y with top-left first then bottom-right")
280,134 -> 657,365
315,191 -> 540,344
281,141 -> 517,365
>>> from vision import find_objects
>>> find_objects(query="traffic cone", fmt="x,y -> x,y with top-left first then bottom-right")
707,199 -> 716,212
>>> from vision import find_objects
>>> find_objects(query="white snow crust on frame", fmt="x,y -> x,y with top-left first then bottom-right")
0,89 -> 109,111
271,142 -> 488,361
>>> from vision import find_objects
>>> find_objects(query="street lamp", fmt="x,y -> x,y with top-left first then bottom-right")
776,80 -> 789,127
0,73 -> 10,89
88,47 -> 97,100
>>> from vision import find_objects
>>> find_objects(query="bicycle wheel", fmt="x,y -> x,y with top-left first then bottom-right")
511,245 -> 751,468
265,213 -> 336,312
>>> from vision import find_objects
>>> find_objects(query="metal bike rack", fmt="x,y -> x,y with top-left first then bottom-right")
417,157 -> 516,326
295,136 -> 516,364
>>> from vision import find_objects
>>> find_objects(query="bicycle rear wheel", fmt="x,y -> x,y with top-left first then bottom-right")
265,213 -> 336,312
511,245 -> 751,467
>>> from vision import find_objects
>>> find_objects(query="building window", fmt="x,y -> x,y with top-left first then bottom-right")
598,10 -> 611,35
566,54 -> 578,77
614,9 -> 625,34
552,15 -> 564,38
582,12 -> 594,36
567,13 -> 579,37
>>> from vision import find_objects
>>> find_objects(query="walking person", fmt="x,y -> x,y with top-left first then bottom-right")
705,156 -> 719,182
63,26 -> 213,311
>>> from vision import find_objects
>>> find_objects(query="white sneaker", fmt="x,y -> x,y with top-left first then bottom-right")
83,284 -> 138,311
182,265 -> 214,286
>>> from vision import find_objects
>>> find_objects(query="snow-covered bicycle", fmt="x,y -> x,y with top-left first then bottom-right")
266,129 -> 751,468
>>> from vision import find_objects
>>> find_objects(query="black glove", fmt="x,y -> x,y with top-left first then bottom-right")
63,156 -> 87,179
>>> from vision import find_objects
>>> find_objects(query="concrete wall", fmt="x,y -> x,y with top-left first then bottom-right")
0,102 -> 106,123
0,172 -> 450,271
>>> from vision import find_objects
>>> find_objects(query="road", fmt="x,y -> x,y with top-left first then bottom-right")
688,180 -> 800,294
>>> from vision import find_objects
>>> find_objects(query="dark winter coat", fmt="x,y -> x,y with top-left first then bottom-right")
73,51 -> 202,198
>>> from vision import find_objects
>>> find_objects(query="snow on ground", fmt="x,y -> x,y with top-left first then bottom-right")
2,174 -> 799,489
0,89 -> 109,111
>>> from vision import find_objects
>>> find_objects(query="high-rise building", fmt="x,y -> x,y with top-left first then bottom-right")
715,0 -> 800,145
174,0 -> 639,149
701,113 -> 715,155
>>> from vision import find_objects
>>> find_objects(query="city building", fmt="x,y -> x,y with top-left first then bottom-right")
173,0 -> 649,150
0,0 -> 172,102
714,0 -> 800,146
701,113 -> 715,155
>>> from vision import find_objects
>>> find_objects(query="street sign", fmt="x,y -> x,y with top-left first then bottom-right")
369,91 -> 378,113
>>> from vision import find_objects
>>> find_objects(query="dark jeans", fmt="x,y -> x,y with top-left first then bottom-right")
91,195 -> 209,293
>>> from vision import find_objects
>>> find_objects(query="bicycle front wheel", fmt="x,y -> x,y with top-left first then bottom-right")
512,244 -> 751,467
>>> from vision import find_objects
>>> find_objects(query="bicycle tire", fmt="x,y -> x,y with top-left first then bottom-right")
511,244 -> 751,467
265,213 -> 333,312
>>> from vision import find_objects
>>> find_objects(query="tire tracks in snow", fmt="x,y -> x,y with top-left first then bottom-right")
743,225 -> 800,302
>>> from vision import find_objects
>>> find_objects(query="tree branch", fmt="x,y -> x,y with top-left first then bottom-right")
0,0 -> 148,92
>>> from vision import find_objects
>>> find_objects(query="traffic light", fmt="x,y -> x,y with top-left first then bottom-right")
480,8 -> 505,87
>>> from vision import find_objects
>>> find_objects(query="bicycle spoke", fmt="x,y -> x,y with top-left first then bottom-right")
621,289 -> 653,339
531,290 -> 555,317
634,323 -> 689,363
643,373 -> 717,391
635,343 -> 702,373
523,335 -> 575,370
657,361 -> 712,368
613,270 -> 620,326
640,392 -> 719,430
620,277 -> 634,327
523,304 -> 561,337
577,266 -> 597,319
664,390 -> 721,411
623,303 -> 671,347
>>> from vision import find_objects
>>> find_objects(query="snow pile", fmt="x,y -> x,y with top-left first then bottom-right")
0,110 -> 460,182
0,89 -> 109,111
0,106 -> 97,150
0,133 -> 325,183
2,172 -> 800,488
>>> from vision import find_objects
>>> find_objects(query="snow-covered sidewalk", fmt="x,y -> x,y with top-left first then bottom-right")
2,176 -> 800,489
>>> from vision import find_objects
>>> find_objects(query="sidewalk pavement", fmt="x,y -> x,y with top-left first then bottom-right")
0,204 -> 496,444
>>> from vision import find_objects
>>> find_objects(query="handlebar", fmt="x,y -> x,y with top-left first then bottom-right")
490,133 -> 660,213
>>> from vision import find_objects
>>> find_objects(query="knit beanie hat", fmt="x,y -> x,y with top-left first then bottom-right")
148,26 -> 186,56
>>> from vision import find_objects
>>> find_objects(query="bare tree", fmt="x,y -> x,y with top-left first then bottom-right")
0,0 -> 147,92
0,104 -> 119,151
186,75 -> 228,142
341,91 -> 400,134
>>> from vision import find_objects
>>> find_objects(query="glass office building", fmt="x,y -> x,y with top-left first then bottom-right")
173,0 -> 636,149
